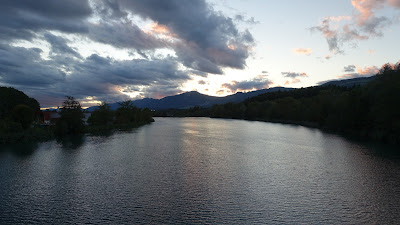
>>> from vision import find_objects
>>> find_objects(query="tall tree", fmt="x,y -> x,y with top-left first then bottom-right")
56,96 -> 84,135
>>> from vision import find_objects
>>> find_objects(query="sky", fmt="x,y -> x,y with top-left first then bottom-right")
0,0 -> 399,108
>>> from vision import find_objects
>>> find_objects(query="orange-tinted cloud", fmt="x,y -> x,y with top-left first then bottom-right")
338,65 -> 379,78
291,78 -> 301,84
216,90 -> 225,95
145,22 -> 177,40
293,48 -> 312,55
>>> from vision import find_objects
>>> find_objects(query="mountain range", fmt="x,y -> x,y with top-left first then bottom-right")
87,76 -> 375,111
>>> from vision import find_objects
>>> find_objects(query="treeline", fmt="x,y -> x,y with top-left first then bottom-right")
0,87 -> 49,143
85,100 -> 154,133
52,96 -> 154,135
159,62 -> 400,144
0,90 -> 154,144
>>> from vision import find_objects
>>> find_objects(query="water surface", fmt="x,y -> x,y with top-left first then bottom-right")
0,117 -> 399,224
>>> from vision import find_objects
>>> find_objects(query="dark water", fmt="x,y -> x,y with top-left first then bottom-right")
0,117 -> 399,224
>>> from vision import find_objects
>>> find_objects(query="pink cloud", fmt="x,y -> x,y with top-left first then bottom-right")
351,0 -> 386,26
313,0 -> 399,53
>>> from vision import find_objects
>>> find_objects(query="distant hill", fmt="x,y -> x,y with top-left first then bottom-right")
87,75 -> 376,111
87,87 -> 291,111
320,76 -> 375,87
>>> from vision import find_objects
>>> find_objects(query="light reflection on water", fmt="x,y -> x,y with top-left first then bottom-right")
0,117 -> 399,224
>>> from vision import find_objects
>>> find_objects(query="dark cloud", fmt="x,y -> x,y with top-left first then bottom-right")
44,33 -> 81,58
88,20 -> 167,50
0,0 -> 256,107
310,19 -> 342,54
0,43 -> 191,107
92,0 -> 128,19
338,65 -> 379,79
64,54 -> 190,99
282,72 -> 308,78
198,80 -> 206,85
343,65 -> 356,72
118,0 -> 255,74
222,76 -> 273,92
0,0 -> 91,41
317,65 -> 380,85
0,44 -> 66,87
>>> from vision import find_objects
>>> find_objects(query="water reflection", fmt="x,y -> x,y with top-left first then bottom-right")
57,134 -> 85,150
0,141 -> 39,158
0,117 -> 399,224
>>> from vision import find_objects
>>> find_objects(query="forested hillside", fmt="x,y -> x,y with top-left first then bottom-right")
164,62 -> 400,144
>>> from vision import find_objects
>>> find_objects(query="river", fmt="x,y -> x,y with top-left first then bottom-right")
0,117 -> 399,224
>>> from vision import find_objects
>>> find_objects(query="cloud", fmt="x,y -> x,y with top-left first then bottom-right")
343,65 -> 356,72
0,42 -> 191,107
282,72 -> 308,78
312,0 -> 400,53
311,18 -> 342,54
293,48 -> 312,55
221,76 -> 273,92
88,21 -> 167,50
338,65 -> 379,79
0,0 -> 91,41
282,72 -> 308,85
117,0 -> 255,74
198,80 -> 206,85
44,32 -> 81,58
0,44 -> 66,87
234,15 -> 259,24
0,0 -> 256,107
389,0 -> 400,7
291,78 -> 301,84
262,71 -> 268,74
216,90 -> 225,95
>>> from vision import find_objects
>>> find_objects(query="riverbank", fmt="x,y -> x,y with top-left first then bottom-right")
0,120 -> 154,145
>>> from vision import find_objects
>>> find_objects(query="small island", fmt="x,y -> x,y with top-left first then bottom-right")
0,90 -> 154,144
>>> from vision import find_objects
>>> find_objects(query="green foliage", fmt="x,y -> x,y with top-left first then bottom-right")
87,102 -> 114,126
11,104 -> 35,129
0,87 -> 39,137
114,100 -> 154,125
0,87 -> 40,120
55,96 -> 84,135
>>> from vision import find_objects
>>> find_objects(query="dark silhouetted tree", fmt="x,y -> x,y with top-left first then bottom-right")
56,96 -> 84,135
87,102 -> 114,126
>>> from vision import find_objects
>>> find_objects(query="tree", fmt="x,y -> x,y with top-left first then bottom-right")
115,100 -> 138,124
55,96 -> 84,135
87,102 -> 114,126
11,104 -> 35,129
